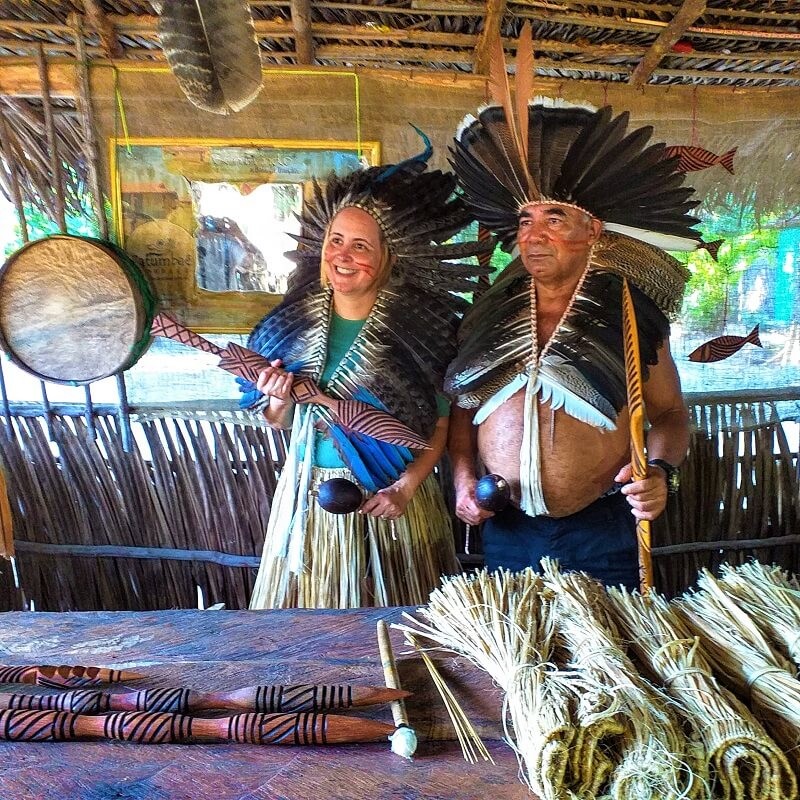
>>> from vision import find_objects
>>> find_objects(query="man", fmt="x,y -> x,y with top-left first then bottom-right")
446,100 -> 699,589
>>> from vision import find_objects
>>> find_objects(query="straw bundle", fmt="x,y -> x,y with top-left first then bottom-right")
540,560 -> 699,800
608,586 -> 797,800
717,562 -> 800,670
398,568 -> 578,799
678,569 -> 800,759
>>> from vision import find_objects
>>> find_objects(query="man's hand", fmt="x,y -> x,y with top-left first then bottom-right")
454,477 -> 495,526
616,462 -> 668,521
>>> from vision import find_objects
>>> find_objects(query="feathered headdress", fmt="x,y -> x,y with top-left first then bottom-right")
287,126 -> 488,295
242,130 -> 492,490
451,24 -> 702,254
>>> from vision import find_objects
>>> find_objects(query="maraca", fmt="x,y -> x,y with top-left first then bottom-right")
317,478 -> 364,514
475,473 -> 510,512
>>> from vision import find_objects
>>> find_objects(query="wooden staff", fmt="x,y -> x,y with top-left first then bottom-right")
377,619 -> 417,759
152,313 -> 430,449
0,684 -> 409,715
0,664 -> 143,688
0,708 -> 395,745
621,278 -> 654,593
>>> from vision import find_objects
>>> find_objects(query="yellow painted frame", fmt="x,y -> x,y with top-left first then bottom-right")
109,136 -> 380,333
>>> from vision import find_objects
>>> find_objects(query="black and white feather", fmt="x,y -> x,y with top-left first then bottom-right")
451,99 -> 703,253
446,256 -> 669,426
156,0 -> 262,115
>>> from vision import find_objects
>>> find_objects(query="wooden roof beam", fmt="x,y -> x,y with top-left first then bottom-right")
82,0 -> 124,59
290,0 -> 314,65
473,0 -> 507,74
629,0 -> 706,87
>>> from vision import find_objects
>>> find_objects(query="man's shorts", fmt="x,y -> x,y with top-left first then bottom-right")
481,490 -> 639,590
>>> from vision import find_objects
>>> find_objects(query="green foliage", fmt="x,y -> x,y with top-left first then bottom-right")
674,208 -> 783,334
3,202 -> 102,259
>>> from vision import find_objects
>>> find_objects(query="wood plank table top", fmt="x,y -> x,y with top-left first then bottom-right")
0,608 -> 534,800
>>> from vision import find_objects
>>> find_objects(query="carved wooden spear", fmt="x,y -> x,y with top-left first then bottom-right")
0,708 -> 394,745
0,684 -> 409,714
621,278 -> 654,593
151,313 -> 430,449
0,664 -> 143,688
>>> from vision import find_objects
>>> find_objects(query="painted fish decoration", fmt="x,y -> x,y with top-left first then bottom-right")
665,146 -> 737,174
699,238 -> 723,261
688,324 -> 762,363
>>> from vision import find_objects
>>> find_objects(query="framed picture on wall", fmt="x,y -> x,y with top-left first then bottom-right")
109,137 -> 381,332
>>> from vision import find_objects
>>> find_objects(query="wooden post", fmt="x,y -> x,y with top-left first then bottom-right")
35,44 -> 67,233
69,12 -> 109,240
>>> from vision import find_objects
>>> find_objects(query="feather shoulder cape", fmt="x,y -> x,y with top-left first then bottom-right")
240,156 -> 492,490
445,232 -> 684,431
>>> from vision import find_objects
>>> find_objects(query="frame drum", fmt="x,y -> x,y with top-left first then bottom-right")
0,235 -> 156,384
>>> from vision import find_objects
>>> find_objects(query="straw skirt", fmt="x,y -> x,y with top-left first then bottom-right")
250,466 -> 460,609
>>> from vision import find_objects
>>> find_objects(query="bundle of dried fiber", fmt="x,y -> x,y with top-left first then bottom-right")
608,586 -> 797,800
678,569 -> 800,760
398,568 -> 578,799
717,561 -> 800,670
541,559 -> 700,800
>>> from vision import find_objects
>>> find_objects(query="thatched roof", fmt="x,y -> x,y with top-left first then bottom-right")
1,1 -> 800,88
2,2 -> 800,220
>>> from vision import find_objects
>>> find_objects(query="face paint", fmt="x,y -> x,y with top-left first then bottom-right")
322,206 -> 387,300
517,203 -> 602,286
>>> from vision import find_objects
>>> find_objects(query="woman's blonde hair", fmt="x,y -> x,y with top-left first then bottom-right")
319,208 -> 395,289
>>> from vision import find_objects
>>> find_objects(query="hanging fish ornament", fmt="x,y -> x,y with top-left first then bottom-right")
665,146 -> 737,175
699,238 -> 723,261
688,325 -> 762,363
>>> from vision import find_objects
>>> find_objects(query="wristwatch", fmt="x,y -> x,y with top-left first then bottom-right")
648,459 -> 680,496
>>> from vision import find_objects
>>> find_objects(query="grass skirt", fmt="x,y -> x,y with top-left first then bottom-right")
249,466 -> 459,609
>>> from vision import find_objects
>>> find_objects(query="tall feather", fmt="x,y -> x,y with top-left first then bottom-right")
622,278 -> 653,593
487,33 -> 535,199
514,22 -> 534,173
157,0 -> 263,115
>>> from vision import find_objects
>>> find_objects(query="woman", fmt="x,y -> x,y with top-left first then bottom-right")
240,142 -> 489,609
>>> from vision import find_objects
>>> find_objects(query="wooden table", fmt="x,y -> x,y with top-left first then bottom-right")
0,608 -> 533,800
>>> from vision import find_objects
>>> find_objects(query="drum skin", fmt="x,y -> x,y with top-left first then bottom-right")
0,235 -> 156,384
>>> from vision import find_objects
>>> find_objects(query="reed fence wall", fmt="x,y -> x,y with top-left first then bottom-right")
0,391 -> 797,610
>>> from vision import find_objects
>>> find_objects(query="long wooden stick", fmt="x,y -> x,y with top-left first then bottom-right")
35,43 -> 66,233
0,684 -> 409,714
152,313 -> 431,449
377,619 -> 417,758
0,708 -> 395,745
621,278 -> 654,592
69,12 -> 109,240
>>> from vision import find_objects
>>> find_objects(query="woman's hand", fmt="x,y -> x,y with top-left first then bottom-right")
256,359 -> 294,405
360,478 -> 414,520
256,359 -> 295,429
